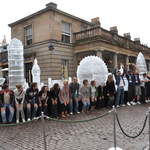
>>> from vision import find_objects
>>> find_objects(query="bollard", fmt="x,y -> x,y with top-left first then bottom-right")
108,106 -> 122,150
41,112 -> 47,150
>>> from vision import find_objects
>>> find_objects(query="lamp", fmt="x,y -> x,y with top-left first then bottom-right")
48,42 -> 54,51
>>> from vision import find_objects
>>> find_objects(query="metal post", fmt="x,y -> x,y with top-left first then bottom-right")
113,106 -> 117,150
41,112 -> 47,150
108,106 -> 122,150
148,107 -> 150,150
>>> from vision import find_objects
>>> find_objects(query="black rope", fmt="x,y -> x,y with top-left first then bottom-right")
116,112 -> 148,138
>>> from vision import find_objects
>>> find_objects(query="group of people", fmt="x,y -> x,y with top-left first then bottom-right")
0,67 -> 150,124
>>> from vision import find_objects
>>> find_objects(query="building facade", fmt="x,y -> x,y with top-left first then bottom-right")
1,2 -> 150,83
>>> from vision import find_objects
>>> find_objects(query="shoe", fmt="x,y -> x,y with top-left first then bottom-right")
33,117 -> 38,120
22,119 -> 25,123
122,104 -> 126,107
77,111 -> 80,114
70,112 -> 73,115
137,102 -> 141,104
27,118 -> 31,121
16,120 -> 19,124
127,102 -> 131,106
132,102 -> 136,105
146,100 -> 149,103
116,105 -> 120,108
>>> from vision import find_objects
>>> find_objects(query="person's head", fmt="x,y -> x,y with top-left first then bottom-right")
143,73 -> 147,78
107,75 -> 114,83
2,84 -> 8,90
41,85 -> 48,92
91,80 -> 96,86
31,83 -> 37,90
63,80 -> 68,87
53,83 -> 59,91
16,84 -> 23,92
72,77 -> 78,83
83,80 -> 88,86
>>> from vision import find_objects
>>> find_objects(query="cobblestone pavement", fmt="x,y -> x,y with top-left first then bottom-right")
0,104 -> 150,150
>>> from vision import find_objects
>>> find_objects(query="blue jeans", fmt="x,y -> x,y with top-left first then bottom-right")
1,104 -> 14,123
27,103 -> 38,119
82,101 -> 90,111
115,87 -> 124,106
69,96 -> 79,113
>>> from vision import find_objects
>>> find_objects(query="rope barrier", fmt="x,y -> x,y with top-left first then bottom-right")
116,112 -> 148,138
0,110 -> 112,127
47,110 -> 112,123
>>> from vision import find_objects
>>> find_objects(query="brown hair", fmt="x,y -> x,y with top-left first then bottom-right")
16,84 -> 22,89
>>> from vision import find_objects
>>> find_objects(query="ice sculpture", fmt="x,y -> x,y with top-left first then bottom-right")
8,38 -> 24,90
32,58 -> 41,89
136,52 -> 147,74
0,78 -> 5,85
77,56 -> 108,86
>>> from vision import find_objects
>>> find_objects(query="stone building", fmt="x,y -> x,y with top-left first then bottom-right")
1,2 -> 150,83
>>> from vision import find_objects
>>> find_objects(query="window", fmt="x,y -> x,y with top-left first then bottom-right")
61,22 -> 71,43
24,62 -> 33,84
61,59 -> 69,79
24,25 -> 32,45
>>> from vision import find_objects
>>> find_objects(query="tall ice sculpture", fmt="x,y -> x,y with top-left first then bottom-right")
77,56 -> 108,86
136,52 -> 147,74
32,58 -> 41,89
8,38 -> 24,90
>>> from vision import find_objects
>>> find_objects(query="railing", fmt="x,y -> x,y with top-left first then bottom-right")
73,26 -> 150,52
73,26 -> 101,42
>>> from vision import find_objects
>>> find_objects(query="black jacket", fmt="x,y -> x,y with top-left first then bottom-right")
25,87 -> 39,103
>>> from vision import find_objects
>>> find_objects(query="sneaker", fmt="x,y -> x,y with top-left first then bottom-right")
127,102 -> 131,106
33,117 -> 38,120
27,118 -> 31,121
122,104 -> 126,107
137,101 -> 141,104
77,111 -> 80,114
22,119 -> 25,123
146,100 -> 149,103
116,105 -> 120,108
16,120 -> 19,124
70,112 -> 73,115
132,102 -> 136,105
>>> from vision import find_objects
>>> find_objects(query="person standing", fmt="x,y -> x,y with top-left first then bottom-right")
25,83 -> 39,121
14,85 -> 25,123
133,72 -> 141,104
115,71 -> 125,107
69,77 -> 80,114
126,71 -> 135,105
105,74 -> 116,107
0,84 -> 14,123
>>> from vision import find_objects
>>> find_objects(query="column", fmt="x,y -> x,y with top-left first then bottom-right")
148,60 -> 150,72
125,55 -> 129,65
96,49 -> 103,58
0,67 -> 3,77
113,52 -> 118,68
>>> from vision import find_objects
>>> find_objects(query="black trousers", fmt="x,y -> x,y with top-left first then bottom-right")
128,85 -> 135,102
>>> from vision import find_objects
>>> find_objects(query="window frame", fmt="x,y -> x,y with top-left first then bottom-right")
24,25 -> 33,46
61,21 -> 71,43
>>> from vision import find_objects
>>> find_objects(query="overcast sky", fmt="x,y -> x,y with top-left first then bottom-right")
0,0 -> 150,46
